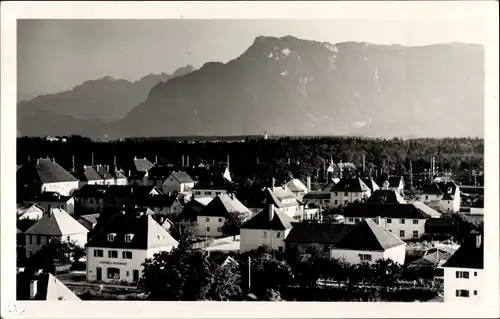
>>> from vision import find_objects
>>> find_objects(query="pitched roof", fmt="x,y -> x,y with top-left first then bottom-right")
241,205 -> 295,230
105,185 -> 162,198
303,192 -> 331,200
409,250 -> 454,267
321,179 -> 338,192
342,203 -> 440,219
133,158 -> 154,172
285,179 -> 308,193
147,165 -> 172,181
73,184 -> 108,198
442,231 -> 483,269
361,178 -> 380,192
171,171 -> 194,184
17,203 -> 44,215
284,223 -> 355,244
441,193 -> 454,200
18,159 -> 78,184
87,212 -> 178,250
192,176 -> 235,191
95,165 -> 114,180
77,213 -> 100,225
388,176 -> 404,188
367,190 -> 407,204
411,202 -> 442,218
25,208 -> 88,236
17,272 -> 80,301
332,219 -> 405,251
197,194 -> 251,218
330,178 -> 371,192
264,188 -> 302,209
422,182 -> 444,195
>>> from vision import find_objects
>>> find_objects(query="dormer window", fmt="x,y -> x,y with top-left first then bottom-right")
107,233 -> 117,242
125,234 -> 134,243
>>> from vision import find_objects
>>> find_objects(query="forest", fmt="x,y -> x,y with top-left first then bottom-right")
17,135 -> 484,187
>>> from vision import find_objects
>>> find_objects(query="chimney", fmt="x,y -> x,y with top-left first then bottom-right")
271,177 -> 276,192
187,156 -> 190,168
114,156 -> 117,167
37,158 -> 40,165
155,156 -> 158,164
29,280 -> 38,299
91,153 -> 94,166
268,204 -> 274,221
376,216 -> 382,226
474,232 -> 482,248
182,155 -> 185,167
306,176 -> 311,192
362,156 -> 366,174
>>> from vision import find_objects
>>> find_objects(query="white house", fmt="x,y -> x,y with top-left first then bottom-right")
72,165 -> 109,187
24,208 -> 89,259
17,203 -> 44,220
330,218 -> 406,265
442,230 -> 483,302
266,187 -> 305,221
162,171 -> 196,194
195,194 -> 251,238
192,165 -> 234,199
240,204 -> 296,253
342,200 -> 441,240
284,178 -> 310,199
421,182 -> 461,213
25,192 -> 76,215
329,178 -> 372,208
85,211 -> 179,284
17,158 -> 80,197
302,192 -> 331,208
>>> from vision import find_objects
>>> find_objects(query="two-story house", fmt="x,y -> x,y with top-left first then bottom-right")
442,230 -> 483,302
342,201 -> 441,240
144,165 -> 172,189
24,208 -> 88,259
72,165 -> 109,188
127,157 -> 155,186
329,178 -> 372,208
266,187 -> 305,221
240,204 -> 296,253
421,182 -> 461,213
85,211 -> 178,284
330,218 -> 406,265
25,192 -> 76,215
162,171 -> 196,195
194,194 -> 251,238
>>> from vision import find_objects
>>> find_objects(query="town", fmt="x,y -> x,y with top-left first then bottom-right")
15,136 -> 484,302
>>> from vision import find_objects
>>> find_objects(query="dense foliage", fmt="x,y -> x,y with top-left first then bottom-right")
25,240 -> 83,274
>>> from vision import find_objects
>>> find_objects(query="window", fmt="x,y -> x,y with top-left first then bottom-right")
217,227 -> 222,232
400,219 -> 405,224
387,219 -> 392,224
334,192 -> 338,196
413,231 -> 419,238
206,217 -> 210,222
122,251 -> 132,259
455,290 -> 469,298
66,236 -> 71,242
29,235 -> 33,244
195,191 -> 201,195
425,195 -> 429,200
448,201 -> 450,204
126,271 -> 130,277
344,201 -> 348,205
474,272 -> 477,276
107,233 -> 116,242
216,192 -> 222,195
456,271 -> 469,279
94,249 -> 103,257
413,219 -> 419,225
218,218 -> 223,223
334,200 -> 338,205
388,229 -> 392,233
206,227 -> 210,232
108,250 -> 118,258
474,290 -> 478,296
359,254 -> 372,261
354,218 -> 360,224
348,218 -> 354,223
276,232 -> 281,238
344,192 -> 348,196
124,234 -> 134,243
205,191 -> 211,195
36,235 -> 41,245
263,231 -> 268,238
400,230 -> 405,238
107,267 -> 120,280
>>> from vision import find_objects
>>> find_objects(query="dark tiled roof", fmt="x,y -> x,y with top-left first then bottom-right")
133,158 -> 154,172
321,179 -> 338,192
74,184 -> 108,198
367,190 -> 407,204
197,194 -> 251,218
333,219 -> 405,251
342,203 -> 437,219
105,185 -> 162,198
179,199 -> 208,221
303,192 -> 331,200
422,182 -> 444,195
241,205 -> 295,230
171,171 -> 194,184
18,159 -> 78,184
284,223 -> 355,245
192,177 -> 235,191
361,178 -> 380,191
388,176 -> 404,188
96,165 -> 114,180
442,231 -> 483,269
147,165 -> 172,181
441,193 -> 454,200
330,178 -> 370,192
87,212 -> 178,250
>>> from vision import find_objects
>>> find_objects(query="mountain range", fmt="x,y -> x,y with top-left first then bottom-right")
17,36 -> 484,139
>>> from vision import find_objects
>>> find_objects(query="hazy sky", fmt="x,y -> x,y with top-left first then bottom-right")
18,19 -> 487,102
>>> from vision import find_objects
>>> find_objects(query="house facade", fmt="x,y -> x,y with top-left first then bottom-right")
421,182 -> 461,213
240,204 -> 295,253
162,171 -> 196,194
329,178 -> 372,208
17,204 -> 44,220
86,212 -> 178,284
24,208 -> 88,259
442,231 -> 483,302
25,192 -> 76,215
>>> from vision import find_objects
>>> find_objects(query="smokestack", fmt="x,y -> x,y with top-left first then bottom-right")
72,155 -> 75,171
182,155 -> 185,167
268,204 -> 274,222
288,158 -> 291,165
227,155 -> 230,168
306,176 -> 311,192
475,232 -> 482,248
362,156 -> 365,174
339,165 -> 343,180
409,161 -> 413,191
155,156 -> 158,164
29,280 -> 38,299
91,153 -> 94,166
36,158 -> 40,165
187,156 -> 190,168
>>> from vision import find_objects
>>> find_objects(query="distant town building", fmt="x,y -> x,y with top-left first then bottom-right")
24,192 -> 75,215
284,178 -> 310,199
329,178 -> 372,207
421,181 -> 461,213
17,203 -> 44,220
162,171 -> 196,195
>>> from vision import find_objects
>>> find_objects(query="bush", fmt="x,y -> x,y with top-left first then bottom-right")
71,261 -> 86,271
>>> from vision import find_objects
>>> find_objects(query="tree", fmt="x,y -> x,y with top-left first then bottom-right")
222,212 -> 243,237
211,262 -> 243,301
26,239 -> 75,273
371,259 -> 403,291
69,242 -> 86,262
169,220 -> 198,243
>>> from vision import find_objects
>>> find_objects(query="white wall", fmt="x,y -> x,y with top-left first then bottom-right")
33,198 -> 75,215
41,181 -> 80,196
25,232 -> 87,259
193,189 -> 227,199
382,244 -> 406,265
18,205 -> 44,220
344,217 -> 426,240
196,216 -> 226,237
330,190 -> 371,208
444,267 -> 482,302
240,228 -> 291,253
330,248 -> 385,264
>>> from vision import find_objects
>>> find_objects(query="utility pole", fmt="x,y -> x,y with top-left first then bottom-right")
409,161 -> 414,191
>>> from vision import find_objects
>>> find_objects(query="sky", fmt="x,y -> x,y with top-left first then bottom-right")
17,19 -> 488,102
